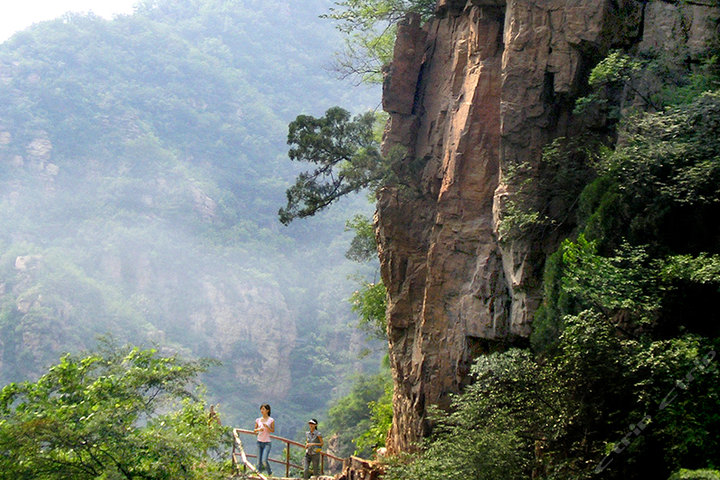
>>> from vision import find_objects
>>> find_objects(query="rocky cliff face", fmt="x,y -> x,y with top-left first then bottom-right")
1,246 -> 296,398
377,0 -> 720,452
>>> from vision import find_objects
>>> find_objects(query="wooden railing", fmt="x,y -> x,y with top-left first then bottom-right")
231,431 -> 268,480
232,428 -> 345,478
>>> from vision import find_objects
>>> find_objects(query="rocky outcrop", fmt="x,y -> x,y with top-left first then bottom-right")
377,0 -> 720,451
379,2 -> 507,451
3,247 -> 297,397
189,279 -> 296,399
336,456 -> 385,480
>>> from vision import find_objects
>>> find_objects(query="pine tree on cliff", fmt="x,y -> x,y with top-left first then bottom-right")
278,106 -> 385,225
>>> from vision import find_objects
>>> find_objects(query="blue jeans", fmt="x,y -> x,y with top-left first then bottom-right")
257,441 -> 272,474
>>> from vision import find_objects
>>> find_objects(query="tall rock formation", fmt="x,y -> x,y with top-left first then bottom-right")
377,0 -> 720,452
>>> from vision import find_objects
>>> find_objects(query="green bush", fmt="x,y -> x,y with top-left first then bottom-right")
0,342 -> 227,480
668,469 -> 720,480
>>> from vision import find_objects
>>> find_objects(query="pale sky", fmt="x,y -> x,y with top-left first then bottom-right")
1,0 -> 138,43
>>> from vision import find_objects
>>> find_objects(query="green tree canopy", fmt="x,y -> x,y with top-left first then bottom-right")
326,366 -> 392,457
0,342 -> 226,480
279,107 -> 385,225
324,0 -> 436,83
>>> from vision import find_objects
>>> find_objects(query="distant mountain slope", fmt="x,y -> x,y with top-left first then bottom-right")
0,0 -> 380,434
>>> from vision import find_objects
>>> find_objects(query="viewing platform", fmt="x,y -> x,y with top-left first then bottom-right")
231,428 -> 343,479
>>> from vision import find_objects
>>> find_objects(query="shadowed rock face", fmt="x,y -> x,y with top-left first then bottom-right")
377,0 -> 720,452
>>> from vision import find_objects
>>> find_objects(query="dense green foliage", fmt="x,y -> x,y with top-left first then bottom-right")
388,318 -> 720,480
279,103 -> 422,226
0,342 -> 227,480
580,92 -> 720,255
496,134 -> 606,245
345,214 -> 387,341
350,280 -> 387,341
326,361 -> 392,457
345,214 -> 378,263
322,213 -> 390,456
279,107 -> 385,224
386,349 -> 559,480
353,374 -> 393,455
669,469 -> 720,480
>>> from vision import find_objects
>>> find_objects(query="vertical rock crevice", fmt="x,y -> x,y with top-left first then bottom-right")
378,2 -> 507,452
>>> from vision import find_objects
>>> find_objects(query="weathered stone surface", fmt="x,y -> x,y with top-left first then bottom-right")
435,0 -> 468,16
189,280 -> 296,399
382,14 -> 426,116
336,456 -> 385,480
379,2 -> 507,453
15,255 -> 42,271
639,1 -> 720,60
378,0 -> 720,452
26,136 -> 52,170
189,184 -> 218,219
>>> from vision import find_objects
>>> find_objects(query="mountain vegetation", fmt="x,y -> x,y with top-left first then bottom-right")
279,107 -> 384,225
0,341 -> 227,480
0,0 -> 382,441
4,0 -> 719,478
323,0 -> 435,83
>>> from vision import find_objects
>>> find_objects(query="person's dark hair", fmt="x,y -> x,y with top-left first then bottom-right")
260,403 -> 271,415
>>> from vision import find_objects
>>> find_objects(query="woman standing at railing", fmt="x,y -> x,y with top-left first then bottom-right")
254,403 -> 275,475
304,418 -> 323,479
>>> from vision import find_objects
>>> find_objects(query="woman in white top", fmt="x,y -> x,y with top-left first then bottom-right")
254,403 -> 275,475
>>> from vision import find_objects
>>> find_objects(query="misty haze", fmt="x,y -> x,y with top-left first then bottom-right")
0,0 -> 380,437
3,1 -> 720,479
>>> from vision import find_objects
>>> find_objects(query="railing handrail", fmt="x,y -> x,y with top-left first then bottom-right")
234,428 -> 345,463
231,431 -> 268,480
232,427 -> 345,477
234,428 -> 305,448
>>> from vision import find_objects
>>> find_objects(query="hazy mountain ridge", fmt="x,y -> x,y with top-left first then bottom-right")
0,0 -> 380,433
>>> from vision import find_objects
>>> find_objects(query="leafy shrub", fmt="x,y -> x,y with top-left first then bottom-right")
668,469 -> 720,480
0,341 -> 227,480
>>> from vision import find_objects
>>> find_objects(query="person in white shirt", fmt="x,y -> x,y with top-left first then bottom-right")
254,403 -> 275,475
